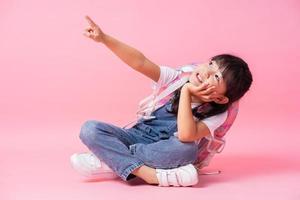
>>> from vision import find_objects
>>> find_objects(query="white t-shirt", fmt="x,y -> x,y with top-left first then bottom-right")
155,65 -> 228,139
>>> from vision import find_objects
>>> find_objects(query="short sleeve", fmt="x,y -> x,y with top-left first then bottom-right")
155,65 -> 181,88
201,111 -> 228,139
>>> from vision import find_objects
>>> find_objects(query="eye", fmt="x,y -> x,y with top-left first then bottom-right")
215,74 -> 220,82
209,61 -> 213,65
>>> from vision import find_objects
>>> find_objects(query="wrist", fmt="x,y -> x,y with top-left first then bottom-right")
181,85 -> 192,99
182,83 -> 191,94
102,33 -> 109,44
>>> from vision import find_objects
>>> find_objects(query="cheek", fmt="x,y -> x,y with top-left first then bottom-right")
216,86 -> 226,95
189,73 -> 199,86
206,78 -> 217,86
209,82 -> 223,94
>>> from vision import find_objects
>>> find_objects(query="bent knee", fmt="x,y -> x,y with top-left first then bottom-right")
79,120 -> 100,145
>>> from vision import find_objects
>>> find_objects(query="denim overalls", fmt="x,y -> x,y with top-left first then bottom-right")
79,100 -> 198,181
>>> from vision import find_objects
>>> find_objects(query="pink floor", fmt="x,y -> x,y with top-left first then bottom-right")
2,114 -> 300,200
1,0 -> 300,199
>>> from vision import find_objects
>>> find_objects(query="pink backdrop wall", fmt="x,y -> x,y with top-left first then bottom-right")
1,0 -> 300,199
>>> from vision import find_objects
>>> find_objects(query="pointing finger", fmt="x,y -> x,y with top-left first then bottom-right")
85,15 -> 97,27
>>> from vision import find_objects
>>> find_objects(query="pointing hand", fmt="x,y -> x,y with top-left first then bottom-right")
83,15 -> 105,43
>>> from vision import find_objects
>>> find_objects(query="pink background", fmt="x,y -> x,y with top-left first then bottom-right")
1,0 -> 300,199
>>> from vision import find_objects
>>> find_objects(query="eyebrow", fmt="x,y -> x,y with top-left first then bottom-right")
215,64 -> 224,82
211,61 -> 220,69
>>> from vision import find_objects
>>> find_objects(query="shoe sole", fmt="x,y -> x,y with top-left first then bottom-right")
70,154 -> 119,180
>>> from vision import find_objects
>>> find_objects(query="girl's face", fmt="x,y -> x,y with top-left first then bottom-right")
189,60 -> 228,102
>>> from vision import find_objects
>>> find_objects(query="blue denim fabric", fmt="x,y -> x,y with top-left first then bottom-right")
79,101 -> 198,181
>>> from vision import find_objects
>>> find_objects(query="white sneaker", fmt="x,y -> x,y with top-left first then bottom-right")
70,152 -> 118,180
156,164 -> 199,187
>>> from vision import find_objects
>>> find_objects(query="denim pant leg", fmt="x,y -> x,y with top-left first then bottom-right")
79,120 -> 151,181
129,136 -> 198,169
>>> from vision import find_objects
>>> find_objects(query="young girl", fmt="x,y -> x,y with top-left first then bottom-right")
70,16 -> 253,187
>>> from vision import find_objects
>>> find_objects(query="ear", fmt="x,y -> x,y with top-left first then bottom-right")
212,95 -> 229,104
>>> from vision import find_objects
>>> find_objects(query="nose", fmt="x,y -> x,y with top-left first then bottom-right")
202,69 -> 217,85
204,68 -> 214,79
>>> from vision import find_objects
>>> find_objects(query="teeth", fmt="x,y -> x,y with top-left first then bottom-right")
197,74 -> 202,83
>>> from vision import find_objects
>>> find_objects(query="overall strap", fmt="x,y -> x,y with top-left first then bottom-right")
123,64 -> 196,128
136,73 -> 189,119
137,65 -> 196,119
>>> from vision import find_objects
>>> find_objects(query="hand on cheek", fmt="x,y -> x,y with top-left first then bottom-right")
184,82 -> 218,103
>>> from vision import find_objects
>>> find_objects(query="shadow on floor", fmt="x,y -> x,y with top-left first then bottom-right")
195,153 -> 300,187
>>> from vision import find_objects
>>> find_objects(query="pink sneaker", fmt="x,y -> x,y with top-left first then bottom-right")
70,152 -> 119,180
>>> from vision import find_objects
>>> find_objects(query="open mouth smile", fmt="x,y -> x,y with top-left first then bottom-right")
196,73 -> 203,84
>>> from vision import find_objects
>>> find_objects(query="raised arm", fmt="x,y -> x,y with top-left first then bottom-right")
83,15 -> 160,82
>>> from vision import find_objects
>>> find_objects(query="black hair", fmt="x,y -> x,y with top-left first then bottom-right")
167,54 -> 253,120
